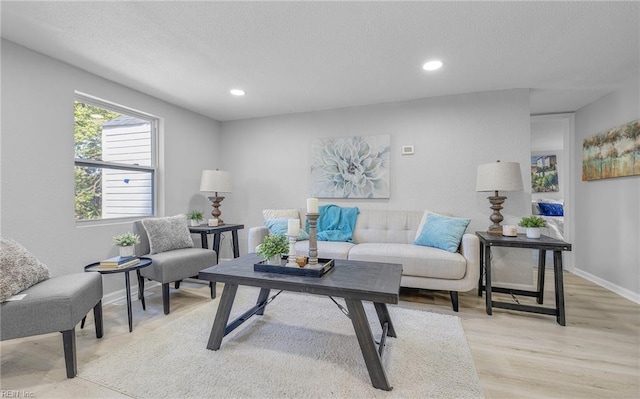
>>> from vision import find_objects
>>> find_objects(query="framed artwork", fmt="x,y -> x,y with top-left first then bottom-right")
310,134 -> 390,198
582,119 -> 640,181
531,155 -> 559,192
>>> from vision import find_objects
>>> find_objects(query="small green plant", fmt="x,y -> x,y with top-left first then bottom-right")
188,210 -> 204,221
257,233 -> 289,260
518,215 -> 546,228
113,232 -> 140,247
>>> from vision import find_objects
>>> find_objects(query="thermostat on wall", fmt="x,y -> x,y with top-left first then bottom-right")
401,145 -> 414,155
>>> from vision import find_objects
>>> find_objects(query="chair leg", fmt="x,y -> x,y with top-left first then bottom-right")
210,281 -> 216,299
62,329 -> 77,378
174,280 -> 181,289
94,300 -> 104,338
449,291 -> 459,312
162,283 -> 170,315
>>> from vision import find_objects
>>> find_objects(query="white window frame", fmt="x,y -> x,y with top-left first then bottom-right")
74,92 -> 158,222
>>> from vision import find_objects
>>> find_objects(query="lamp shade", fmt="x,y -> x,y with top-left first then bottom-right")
200,170 -> 232,193
475,161 -> 523,192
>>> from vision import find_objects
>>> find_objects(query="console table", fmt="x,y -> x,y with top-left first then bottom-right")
189,224 -> 244,262
476,231 -> 572,326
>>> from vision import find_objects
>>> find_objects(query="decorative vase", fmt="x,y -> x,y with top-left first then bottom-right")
266,254 -> 282,265
526,228 -> 541,239
119,245 -> 135,257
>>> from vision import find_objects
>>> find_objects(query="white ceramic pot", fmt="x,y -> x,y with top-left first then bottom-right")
190,219 -> 201,227
526,227 -> 541,239
119,245 -> 135,257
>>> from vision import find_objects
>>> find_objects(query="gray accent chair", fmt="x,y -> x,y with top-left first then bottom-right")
0,272 -> 103,378
133,221 -> 217,315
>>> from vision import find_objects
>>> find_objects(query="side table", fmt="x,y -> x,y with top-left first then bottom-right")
476,231 -> 572,326
84,257 -> 152,332
189,224 -> 244,262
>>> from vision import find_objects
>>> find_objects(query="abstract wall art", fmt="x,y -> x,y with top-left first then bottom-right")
531,155 -> 559,192
582,119 -> 640,181
310,134 -> 390,198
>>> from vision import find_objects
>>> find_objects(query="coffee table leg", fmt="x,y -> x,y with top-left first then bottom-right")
207,283 -> 238,350
345,298 -> 392,391
373,302 -> 396,338
256,288 -> 271,315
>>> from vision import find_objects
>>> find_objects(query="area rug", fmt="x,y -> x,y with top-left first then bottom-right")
79,287 -> 484,398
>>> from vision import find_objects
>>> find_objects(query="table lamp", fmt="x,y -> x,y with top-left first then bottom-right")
476,160 -> 523,235
200,170 -> 232,225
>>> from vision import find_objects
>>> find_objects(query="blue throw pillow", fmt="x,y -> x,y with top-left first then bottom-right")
264,218 -> 309,241
414,213 -> 471,253
538,202 -> 563,216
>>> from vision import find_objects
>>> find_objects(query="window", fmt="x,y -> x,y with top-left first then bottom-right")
74,95 -> 157,221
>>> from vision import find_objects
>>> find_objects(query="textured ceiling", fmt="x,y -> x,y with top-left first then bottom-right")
1,1 -> 638,121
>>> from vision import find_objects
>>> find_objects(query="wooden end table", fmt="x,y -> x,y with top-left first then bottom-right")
84,257 -> 152,332
476,231 -> 572,326
189,224 -> 244,262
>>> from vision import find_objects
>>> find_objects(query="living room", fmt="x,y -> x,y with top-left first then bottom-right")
1,1 -> 638,398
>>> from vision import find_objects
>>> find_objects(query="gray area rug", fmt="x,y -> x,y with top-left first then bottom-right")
80,287 -> 483,398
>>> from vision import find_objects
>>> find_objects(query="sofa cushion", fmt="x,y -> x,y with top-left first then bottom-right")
141,214 -> 194,254
263,209 -> 300,221
414,213 -> 470,253
264,218 -> 309,241
348,243 -> 467,280
294,240 -> 355,260
0,238 -> 52,302
353,210 -> 424,244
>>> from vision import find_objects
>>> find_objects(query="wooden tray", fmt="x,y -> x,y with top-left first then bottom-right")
254,258 -> 334,277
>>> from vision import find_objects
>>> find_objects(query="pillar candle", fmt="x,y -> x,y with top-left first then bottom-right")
307,198 -> 318,213
288,219 -> 300,236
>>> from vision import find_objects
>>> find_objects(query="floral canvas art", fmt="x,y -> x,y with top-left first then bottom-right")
582,119 -> 640,181
310,135 -> 390,198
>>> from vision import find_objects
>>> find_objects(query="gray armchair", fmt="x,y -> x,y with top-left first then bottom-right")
133,220 -> 217,314
0,272 -> 103,378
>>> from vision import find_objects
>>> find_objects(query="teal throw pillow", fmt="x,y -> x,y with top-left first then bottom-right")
414,213 -> 471,253
264,218 -> 309,241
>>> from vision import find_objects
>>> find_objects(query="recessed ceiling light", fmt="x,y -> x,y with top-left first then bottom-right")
422,60 -> 443,71
230,89 -> 245,96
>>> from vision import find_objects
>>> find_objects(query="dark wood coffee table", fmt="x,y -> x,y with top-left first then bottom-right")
198,253 -> 402,391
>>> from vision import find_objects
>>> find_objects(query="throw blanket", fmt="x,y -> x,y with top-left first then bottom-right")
314,204 -> 359,242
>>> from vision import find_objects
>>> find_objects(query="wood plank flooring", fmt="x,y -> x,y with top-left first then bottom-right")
1,270 -> 638,398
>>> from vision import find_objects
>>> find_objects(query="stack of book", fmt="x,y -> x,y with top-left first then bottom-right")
99,256 -> 140,268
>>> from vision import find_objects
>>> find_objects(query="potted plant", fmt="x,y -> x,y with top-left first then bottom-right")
113,232 -> 140,257
257,233 -> 289,265
188,210 -> 204,227
518,215 -> 546,239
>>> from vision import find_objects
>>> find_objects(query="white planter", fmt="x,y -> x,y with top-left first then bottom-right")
190,219 -> 201,227
119,245 -> 135,257
526,228 -> 541,239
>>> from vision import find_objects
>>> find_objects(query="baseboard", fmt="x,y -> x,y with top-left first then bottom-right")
101,281 -> 160,305
571,268 -> 640,304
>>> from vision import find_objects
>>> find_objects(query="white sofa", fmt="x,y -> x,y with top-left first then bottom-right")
248,209 -> 480,311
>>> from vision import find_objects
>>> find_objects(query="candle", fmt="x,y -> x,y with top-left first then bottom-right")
307,198 -> 318,213
502,225 -> 517,237
288,219 -> 300,236
208,218 -> 219,227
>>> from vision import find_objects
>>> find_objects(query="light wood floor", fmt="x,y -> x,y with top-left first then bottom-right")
1,269 -> 638,398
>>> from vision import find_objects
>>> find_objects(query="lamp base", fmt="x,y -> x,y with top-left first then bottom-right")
207,195 -> 225,226
486,192 -> 506,235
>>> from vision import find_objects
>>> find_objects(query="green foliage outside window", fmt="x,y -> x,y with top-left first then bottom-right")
74,101 -> 120,220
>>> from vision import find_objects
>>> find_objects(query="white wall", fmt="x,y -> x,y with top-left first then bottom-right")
574,77 -> 640,302
221,89 -> 533,285
0,40 -> 222,295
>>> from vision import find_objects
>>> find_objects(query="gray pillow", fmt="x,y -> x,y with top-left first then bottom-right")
0,238 -> 52,302
141,214 -> 194,254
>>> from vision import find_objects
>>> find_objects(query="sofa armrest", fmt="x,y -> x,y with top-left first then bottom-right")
247,226 -> 269,253
459,233 -> 480,283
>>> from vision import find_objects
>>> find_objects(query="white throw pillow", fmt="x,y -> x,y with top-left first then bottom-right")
141,214 -> 194,254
